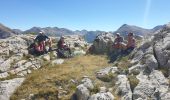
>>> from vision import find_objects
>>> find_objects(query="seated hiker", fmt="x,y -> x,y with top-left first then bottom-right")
57,36 -> 72,56
113,33 -> 126,50
125,32 -> 136,53
34,31 -> 52,52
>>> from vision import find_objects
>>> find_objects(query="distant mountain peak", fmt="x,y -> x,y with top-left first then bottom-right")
0,23 -> 16,39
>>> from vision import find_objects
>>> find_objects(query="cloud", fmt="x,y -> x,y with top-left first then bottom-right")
143,0 -> 152,26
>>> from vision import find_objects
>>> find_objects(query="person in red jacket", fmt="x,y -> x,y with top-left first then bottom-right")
126,32 -> 136,50
34,31 -> 52,52
124,32 -> 136,54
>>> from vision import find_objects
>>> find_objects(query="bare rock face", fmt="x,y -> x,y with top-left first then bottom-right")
73,77 -> 94,100
75,84 -> 90,100
123,23 -> 170,100
89,92 -> 114,100
133,70 -> 169,100
89,87 -> 114,100
96,67 -> 118,82
151,23 -> 170,68
92,32 -> 114,54
0,78 -> 25,100
144,54 -> 158,71
115,75 -> 132,100
73,77 -> 115,100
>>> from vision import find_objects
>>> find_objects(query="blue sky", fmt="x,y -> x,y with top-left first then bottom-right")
0,0 -> 170,31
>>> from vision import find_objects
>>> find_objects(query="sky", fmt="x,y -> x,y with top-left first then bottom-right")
0,0 -> 170,31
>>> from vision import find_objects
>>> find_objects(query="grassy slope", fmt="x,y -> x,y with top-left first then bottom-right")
11,55 -> 111,100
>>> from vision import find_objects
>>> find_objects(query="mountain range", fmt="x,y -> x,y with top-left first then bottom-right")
113,24 -> 164,36
0,23 -> 165,42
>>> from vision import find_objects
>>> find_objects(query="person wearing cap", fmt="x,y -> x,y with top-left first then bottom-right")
113,33 -> 125,49
34,31 -> 52,52
57,36 -> 72,55
126,32 -> 136,52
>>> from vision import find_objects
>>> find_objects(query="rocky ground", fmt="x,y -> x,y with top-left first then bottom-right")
0,23 -> 170,100
0,34 -> 88,100
71,23 -> 170,100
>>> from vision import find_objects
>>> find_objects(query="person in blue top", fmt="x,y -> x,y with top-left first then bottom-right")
34,31 -> 52,52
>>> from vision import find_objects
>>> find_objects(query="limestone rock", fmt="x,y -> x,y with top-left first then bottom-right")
0,78 -> 25,100
115,75 -> 132,100
96,67 -> 118,82
144,55 -> 158,71
52,59 -> 64,65
75,84 -> 90,100
73,50 -> 86,56
133,70 -> 169,99
0,72 -> 9,79
81,78 -> 94,90
42,54 -> 51,61
89,88 -> 114,100
92,33 -> 114,54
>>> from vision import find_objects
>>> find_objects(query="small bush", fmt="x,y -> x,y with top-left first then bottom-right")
128,75 -> 139,92
160,68 -> 169,77
90,85 -> 100,94
130,69 -> 140,76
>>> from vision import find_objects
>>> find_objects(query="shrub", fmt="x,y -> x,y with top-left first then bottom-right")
128,75 -> 139,92
160,68 -> 169,77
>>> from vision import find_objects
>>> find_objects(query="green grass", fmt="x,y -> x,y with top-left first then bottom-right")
10,55 -> 111,100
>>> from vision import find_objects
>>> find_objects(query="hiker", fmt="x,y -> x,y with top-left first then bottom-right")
57,36 -> 72,57
34,31 -> 52,52
113,33 -> 126,49
125,32 -> 136,53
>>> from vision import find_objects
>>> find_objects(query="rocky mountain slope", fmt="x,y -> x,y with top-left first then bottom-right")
0,23 -> 17,39
0,34 -> 88,100
113,24 -> 164,36
71,22 -> 170,100
23,27 -> 75,36
0,22 -> 169,100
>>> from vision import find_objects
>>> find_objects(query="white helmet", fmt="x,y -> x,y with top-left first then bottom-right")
116,33 -> 120,36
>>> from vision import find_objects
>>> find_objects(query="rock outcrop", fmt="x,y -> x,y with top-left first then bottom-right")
0,34 -> 88,100
92,32 -> 115,54
0,78 -> 25,100
73,77 -> 114,100
72,22 -> 170,100
129,23 -> 170,99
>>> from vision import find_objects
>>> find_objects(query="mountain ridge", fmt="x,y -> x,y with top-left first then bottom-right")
0,22 -> 166,42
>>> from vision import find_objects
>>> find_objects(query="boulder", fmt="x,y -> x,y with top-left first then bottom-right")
42,54 -> 51,61
81,78 -> 94,90
133,70 -> 169,99
0,78 -> 25,100
144,55 -> 158,71
96,67 -> 118,82
154,37 -> 170,68
89,87 -> 114,100
0,72 -> 9,79
161,92 -> 170,100
52,59 -> 64,65
115,75 -> 132,100
75,84 -> 90,100
73,50 -> 86,56
92,33 -> 114,54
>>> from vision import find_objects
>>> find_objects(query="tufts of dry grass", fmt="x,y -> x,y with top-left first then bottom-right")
128,75 -> 139,92
10,55 -> 111,100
